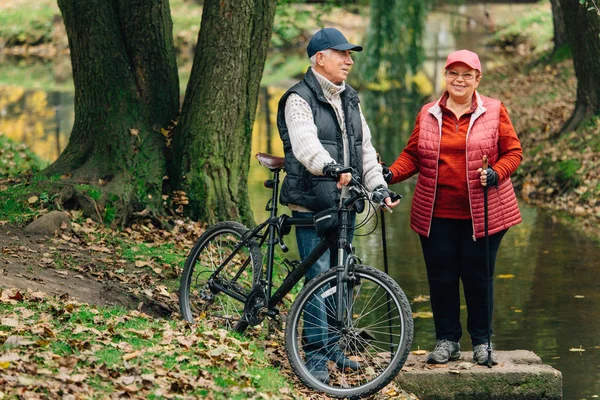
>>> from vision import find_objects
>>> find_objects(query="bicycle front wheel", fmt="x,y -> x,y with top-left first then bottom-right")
179,221 -> 261,332
285,265 -> 413,399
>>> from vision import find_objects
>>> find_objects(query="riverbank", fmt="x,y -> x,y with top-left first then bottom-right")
481,52 -> 600,240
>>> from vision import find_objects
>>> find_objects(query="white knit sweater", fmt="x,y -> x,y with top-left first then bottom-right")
284,68 -> 386,211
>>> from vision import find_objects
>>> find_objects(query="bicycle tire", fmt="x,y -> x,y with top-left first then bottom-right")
179,221 -> 262,332
285,265 -> 413,399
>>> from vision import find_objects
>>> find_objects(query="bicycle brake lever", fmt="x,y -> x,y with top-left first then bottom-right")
278,237 -> 289,252
381,203 -> 393,213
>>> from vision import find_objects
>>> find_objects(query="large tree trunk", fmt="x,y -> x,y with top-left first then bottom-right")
171,0 -> 277,225
550,0 -> 567,50
47,0 -> 179,225
558,0 -> 600,133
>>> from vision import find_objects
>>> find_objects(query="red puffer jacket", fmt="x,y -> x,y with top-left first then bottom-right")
411,92 -> 521,239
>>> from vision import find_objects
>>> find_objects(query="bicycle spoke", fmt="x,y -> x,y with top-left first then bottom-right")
179,222 -> 261,331
286,265 -> 413,398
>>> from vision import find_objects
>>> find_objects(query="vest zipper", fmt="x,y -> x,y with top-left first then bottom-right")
466,115 -> 477,241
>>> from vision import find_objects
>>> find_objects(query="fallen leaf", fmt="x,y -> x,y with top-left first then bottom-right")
123,351 -> 141,361
1,318 -> 18,327
412,311 -> 433,319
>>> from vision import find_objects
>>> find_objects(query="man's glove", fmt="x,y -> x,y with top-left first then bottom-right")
381,163 -> 393,183
484,167 -> 498,187
371,185 -> 390,204
322,163 -> 345,179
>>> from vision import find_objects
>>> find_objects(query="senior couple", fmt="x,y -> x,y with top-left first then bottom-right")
278,27 -> 522,383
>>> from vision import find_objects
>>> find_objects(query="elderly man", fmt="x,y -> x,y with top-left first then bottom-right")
277,27 -> 399,384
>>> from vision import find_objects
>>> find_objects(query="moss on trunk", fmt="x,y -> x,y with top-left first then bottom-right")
45,0 -> 179,225
171,0 -> 276,226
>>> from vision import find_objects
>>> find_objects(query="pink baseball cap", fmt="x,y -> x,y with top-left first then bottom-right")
445,49 -> 481,72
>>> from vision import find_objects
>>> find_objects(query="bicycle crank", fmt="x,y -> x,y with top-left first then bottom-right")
243,287 -> 268,326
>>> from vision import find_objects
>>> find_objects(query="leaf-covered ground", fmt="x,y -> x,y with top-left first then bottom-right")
0,210 -> 418,399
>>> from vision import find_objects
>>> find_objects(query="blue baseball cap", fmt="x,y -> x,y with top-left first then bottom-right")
307,28 -> 363,58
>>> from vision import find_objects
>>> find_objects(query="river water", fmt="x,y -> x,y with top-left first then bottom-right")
1,4 -> 599,399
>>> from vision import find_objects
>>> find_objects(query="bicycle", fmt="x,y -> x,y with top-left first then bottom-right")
179,152 -> 414,399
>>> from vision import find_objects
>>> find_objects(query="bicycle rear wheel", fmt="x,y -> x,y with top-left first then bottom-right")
179,221 -> 262,332
285,265 -> 413,399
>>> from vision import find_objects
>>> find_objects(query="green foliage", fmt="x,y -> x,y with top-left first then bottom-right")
0,181 -> 44,224
271,5 -> 312,49
0,1 -> 57,47
262,54 -> 307,86
272,1 -> 362,51
555,159 -> 582,189
120,242 -> 185,269
94,348 -> 122,367
356,0 -> 429,87
551,44 -> 572,63
487,6 -> 553,53
103,204 -> 116,224
579,0 -> 600,13
0,134 -> 47,177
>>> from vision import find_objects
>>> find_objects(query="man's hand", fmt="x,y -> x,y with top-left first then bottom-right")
337,172 -> 352,189
323,163 -> 353,189
476,167 -> 498,187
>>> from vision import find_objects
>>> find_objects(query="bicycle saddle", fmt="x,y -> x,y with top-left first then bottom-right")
256,152 -> 284,170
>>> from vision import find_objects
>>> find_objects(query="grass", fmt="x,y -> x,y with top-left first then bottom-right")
0,134 -> 47,178
0,293 -> 292,398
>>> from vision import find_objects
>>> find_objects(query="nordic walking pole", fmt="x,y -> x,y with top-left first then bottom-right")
483,155 -> 493,368
378,154 -> 395,355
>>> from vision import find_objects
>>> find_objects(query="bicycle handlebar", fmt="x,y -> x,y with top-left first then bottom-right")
343,175 -> 402,213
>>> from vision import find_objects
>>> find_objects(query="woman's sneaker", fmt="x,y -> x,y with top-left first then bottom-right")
473,343 -> 498,365
426,339 -> 461,364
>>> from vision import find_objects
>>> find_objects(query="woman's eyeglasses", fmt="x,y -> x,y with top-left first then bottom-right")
445,70 -> 477,81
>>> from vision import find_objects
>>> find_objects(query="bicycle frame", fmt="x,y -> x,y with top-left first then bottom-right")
206,166 -> 356,325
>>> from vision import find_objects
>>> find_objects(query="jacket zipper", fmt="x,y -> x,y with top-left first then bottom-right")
427,114 -> 443,238
466,111 -> 483,241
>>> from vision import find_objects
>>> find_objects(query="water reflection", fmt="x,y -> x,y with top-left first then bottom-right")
0,85 -> 73,163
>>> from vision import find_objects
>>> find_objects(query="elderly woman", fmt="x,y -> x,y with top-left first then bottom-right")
384,49 -> 522,365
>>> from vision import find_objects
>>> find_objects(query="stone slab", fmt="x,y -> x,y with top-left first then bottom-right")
395,350 -> 562,400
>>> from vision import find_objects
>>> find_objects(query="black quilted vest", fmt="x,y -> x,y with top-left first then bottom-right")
277,68 -> 364,212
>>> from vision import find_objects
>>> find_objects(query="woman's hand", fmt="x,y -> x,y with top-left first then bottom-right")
477,167 -> 498,187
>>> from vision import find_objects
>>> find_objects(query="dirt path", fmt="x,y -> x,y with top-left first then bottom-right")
0,225 -> 173,318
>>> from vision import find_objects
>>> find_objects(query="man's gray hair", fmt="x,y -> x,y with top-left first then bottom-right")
310,48 -> 333,66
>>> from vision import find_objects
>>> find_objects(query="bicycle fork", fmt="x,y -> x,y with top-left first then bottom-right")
335,210 -> 354,329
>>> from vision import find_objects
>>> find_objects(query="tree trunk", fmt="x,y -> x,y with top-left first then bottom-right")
550,0 -> 567,50
558,0 -> 600,133
171,0 -> 277,225
48,0 -> 179,225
